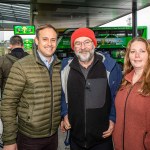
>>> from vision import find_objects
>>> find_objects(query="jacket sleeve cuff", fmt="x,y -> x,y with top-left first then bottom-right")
109,116 -> 116,123
61,111 -> 68,118
3,139 -> 16,145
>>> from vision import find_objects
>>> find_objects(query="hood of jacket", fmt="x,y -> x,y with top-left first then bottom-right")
10,48 -> 28,59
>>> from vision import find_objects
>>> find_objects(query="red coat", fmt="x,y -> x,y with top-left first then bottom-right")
113,70 -> 150,150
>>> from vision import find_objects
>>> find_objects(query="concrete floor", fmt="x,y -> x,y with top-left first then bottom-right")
58,129 -> 70,150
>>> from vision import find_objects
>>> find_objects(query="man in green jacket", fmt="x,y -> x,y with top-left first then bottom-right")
1,24 -> 62,150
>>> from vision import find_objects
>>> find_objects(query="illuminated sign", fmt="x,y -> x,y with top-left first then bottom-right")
23,38 -> 34,44
23,38 -> 34,52
13,25 -> 35,35
24,44 -> 33,49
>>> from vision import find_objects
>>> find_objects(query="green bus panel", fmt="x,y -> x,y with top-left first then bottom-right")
57,26 -> 147,49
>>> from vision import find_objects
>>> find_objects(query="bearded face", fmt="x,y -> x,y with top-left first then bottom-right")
75,46 -> 95,62
74,37 -> 95,63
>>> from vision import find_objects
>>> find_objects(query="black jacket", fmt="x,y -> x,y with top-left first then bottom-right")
67,54 -> 112,148
0,48 -> 28,95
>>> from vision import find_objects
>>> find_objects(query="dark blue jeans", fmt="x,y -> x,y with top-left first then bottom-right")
17,132 -> 58,150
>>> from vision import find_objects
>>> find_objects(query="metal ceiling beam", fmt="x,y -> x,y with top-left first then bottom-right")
34,3 -> 131,11
0,1 -> 30,4
132,1 -> 137,38
0,16 -> 29,23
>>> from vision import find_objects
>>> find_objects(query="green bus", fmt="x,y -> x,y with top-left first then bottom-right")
56,26 -> 147,67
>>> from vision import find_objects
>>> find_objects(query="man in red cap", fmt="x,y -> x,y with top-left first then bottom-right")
61,27 -> 122,150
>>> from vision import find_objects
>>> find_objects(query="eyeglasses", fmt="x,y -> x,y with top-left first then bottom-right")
74,40 -> 93,48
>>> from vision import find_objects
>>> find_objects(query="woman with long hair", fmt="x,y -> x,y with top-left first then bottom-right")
113,37 -> 150,150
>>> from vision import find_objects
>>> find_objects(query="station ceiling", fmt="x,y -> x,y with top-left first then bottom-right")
0,0 -> 150,29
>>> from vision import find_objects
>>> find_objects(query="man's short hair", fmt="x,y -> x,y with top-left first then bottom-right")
10,35 -> 23,46
36,24 -> 58,39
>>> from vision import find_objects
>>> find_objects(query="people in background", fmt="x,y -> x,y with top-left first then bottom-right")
1,24 -> 62,150
113,37 -> 150,150
61,27 -> 122,150
0,35 -> 28,95
0,35 -> 28,149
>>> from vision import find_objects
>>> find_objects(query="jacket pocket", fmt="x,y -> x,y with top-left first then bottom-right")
85,78 -> 107,109
27,105 -> 34,122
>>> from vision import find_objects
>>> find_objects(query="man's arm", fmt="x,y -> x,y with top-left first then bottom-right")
61,90 -> 68,118
1,61 -> 26,146
60,89 -> 71,130
103,63 -> 122,138
0,57 -> 3,97
98,51 -> 122,122
109,62 -> 122,122
61,58 -> 71,118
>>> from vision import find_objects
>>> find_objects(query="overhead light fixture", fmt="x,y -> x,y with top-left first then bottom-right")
33,11 -> 38,15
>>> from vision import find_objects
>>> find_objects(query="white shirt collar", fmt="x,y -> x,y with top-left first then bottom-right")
37,50 -> 54,69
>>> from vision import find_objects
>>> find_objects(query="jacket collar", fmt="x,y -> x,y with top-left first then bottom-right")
125,69 -> 143,83
33,48 -> 61,67
10,48 -> 28,59
96,52 -> 116,72
125,70 -> 134,83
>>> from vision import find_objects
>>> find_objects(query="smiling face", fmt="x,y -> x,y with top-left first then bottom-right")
74,36 -> 95,62
35,27 -> 57,59
129,41 -> 148,71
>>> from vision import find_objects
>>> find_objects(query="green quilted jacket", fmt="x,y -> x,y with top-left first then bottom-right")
1,50 -> 61,145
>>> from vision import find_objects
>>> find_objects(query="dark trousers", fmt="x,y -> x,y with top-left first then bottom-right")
70,138 -> 113,150
17,132 -> 58,150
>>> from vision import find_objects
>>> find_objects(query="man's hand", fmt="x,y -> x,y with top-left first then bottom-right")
3,143 -> 18,150
63,115 -> 71,130
102,120 -> 114,138
60,115 -> 71,133
60,120 -> 66,133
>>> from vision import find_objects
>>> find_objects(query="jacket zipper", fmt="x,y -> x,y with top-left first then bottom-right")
122,86 -> 134,150
50,74 -> 53,135
83,62 -> 97,148
48,66 -> 53,135
84,79 -> 87,148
